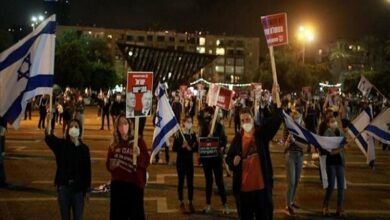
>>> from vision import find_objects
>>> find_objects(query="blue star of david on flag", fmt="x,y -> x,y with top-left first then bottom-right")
155,112 -> 162,127
17,53 -> 32,81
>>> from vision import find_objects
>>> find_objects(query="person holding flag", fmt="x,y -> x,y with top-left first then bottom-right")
322,115 -> 347,217
226,83 -> 282,220
45,118 -> 91,220
172,115 -> 198,214
106,114 -> 150,220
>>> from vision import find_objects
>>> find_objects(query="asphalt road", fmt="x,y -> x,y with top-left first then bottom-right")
1,106 -> 390,220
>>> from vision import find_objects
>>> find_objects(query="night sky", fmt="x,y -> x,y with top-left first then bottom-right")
1,0 -> 390,43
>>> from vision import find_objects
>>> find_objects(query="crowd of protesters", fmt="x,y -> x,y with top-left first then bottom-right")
0,83 -> 389,220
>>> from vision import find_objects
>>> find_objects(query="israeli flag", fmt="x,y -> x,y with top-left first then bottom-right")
151,83 -> 180,163
365,108 -> 390,144
0,15 -> 56,128
282,111 -> 346,152
347,108 -> 375,164
357,75 -> 373,96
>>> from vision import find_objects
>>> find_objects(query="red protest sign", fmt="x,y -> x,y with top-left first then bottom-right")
216,87 -> 233,110
198,137 -> 220,158
126,72 -> 153,118
261,13 -> 288,47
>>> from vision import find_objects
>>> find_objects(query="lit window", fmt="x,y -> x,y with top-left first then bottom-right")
216,48 -> 225,55
107,35 -> 113,39
216,40 -> 221,46
199,37 -> 206,46
215,66 -> 224,72
88,31 -> 92,35
197,47 -> 205,54
209,49 -> 213,54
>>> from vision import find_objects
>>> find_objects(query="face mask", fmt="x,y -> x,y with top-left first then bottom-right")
185,122 -> 192,130
330,121 -> 338,129
242,122 -> 253,133
68,127 -> 80,138
219,112 -> 223,118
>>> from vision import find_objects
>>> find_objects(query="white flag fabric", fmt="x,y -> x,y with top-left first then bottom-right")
346,108 -> 375,164
150,83 -> 181,163
357,75 -> 373,96
365,108 -> 390,144
282,111 -> 346,152
0,15 -> 56,128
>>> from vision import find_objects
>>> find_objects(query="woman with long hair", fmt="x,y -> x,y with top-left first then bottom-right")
45,118 -> 91,220
106,114 -> 150,220
172,115 -> 198,214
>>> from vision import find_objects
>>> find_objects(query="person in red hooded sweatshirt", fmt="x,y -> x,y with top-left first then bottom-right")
106,114 -> 150,220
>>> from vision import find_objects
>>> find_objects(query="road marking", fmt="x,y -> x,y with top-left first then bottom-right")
1,196 -> 390,215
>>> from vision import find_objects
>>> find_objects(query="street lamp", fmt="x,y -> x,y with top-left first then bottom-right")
31,14 -> 45,31
297,25 -> 314,64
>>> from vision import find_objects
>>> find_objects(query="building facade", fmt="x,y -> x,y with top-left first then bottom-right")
57,25 -> 260,84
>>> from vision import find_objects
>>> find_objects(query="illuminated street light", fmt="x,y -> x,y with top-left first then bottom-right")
31,14 -> 45,31
297,25 -> 315,64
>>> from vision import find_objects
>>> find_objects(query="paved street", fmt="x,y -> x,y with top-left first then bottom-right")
1,107 -> 390,220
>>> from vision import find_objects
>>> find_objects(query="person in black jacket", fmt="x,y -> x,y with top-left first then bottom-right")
199,106 -> 229,214
226,84 -> 282,220
172,115 -> 198,214
45,118 -> 91,220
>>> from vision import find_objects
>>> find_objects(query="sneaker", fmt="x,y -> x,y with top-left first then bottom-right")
285,206 -> 295,216
188,203 -> 195,214
222,204 -> 230,215
203,205 -> 212,214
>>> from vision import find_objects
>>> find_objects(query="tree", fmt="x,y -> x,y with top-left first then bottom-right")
55,29 -> 118,89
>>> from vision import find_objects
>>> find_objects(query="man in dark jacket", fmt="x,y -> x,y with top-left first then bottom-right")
226,84 -> 282,220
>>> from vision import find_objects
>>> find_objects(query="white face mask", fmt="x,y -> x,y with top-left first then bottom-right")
69,127 -> 80,138
330,121 -> 338,129
242,122 -> 254,133
185,122 -> 192,130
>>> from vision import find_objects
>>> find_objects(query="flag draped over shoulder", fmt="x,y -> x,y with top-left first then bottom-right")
357,75 -> 373,96
346,108 -> 375,164
282,111 -> 346,152
365,108 -> 390,144
0,15 -> 56,128
150,83 -> 181,163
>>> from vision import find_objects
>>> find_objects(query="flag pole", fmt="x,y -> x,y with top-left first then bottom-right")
209,106 -> 220,137
133,116 -> 139,166
47,17 -> 56,134
269,46 -> 281,107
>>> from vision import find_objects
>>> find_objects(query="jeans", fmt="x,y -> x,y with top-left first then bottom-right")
285,151 -> 303,207
202,158 -> 227,205
176,161 -> 194,202
0,133 -> 6,183
323,165 -> 345,208
57,185 -> 85,220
